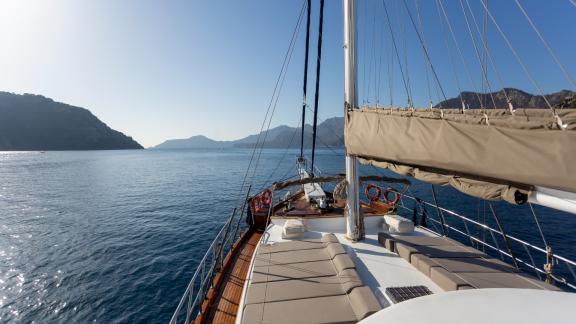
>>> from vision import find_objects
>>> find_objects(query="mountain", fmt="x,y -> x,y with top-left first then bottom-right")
435,88 -> 576,109
156,88 -> 575,150
153,117 -> 345,149
156,135 -> 232,149
0,92 -> 143,150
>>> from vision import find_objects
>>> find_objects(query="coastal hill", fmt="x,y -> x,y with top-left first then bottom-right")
0,92 -> 143,150
436,88 -> 575,109
155,88 -> 574,150
154,117 -> 345,149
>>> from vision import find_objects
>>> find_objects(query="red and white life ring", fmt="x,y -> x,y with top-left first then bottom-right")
261,189 -> 272,206
251,196 -> 262,213
364,184 -> 382,202
384,188 -> 400,205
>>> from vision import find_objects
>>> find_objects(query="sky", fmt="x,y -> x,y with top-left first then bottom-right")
0,0 -> 574,147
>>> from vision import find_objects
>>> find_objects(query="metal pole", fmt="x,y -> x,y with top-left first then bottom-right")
344,0 -> 361,241
430,185 -> 448,236
300,0 -> 312,161
489,203 -> 520,269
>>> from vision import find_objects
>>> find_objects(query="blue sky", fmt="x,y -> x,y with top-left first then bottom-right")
0,0 -> 574,147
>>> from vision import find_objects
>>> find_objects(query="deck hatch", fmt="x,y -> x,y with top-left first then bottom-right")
385,285 -> 432,303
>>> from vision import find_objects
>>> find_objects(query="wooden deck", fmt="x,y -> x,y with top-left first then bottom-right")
199,230 -> 262,324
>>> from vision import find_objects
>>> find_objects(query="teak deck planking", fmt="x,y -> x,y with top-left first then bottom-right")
197,230 -> 262,324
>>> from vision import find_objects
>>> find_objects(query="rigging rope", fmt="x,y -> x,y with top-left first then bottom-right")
458,0 -> 498,109
415,0 -> 433,106
402,0 -> 447,102
381,0 -> 414,107
513,0 -> 576,91
478,0 -> 556,116
300,0 -> 312,160
436,0 -> 484,109
310,0 -> 325,176
463,0 -> 513,111
240,0 -> 306,205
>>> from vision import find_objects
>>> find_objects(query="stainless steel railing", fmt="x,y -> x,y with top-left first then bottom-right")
397,193 -> 576,290
169,212 -> 241,324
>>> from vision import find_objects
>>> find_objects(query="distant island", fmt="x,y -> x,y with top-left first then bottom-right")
0,92 -> 143,150
154,117 -> 344,149
435,88 -> 575,109
155,88 -> 575,150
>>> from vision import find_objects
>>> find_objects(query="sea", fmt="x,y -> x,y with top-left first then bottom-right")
0,149 -> 574,323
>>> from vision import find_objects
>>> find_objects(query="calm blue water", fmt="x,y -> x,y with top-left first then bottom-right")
0,149 -> 574,323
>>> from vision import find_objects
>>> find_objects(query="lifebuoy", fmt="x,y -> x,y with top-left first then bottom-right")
261,189 -> 272,206
251,196 -> 262,213
364,184 -> 382,202
384,188 -> 400,205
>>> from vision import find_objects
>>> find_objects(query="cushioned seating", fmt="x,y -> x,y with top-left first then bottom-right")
251,260 -> 337,283
242,286 -> 380,324
258,240 -> 327,254
245,269 -> 363,304
430,267 -> 474,291
457,272 -> 562,291
253,243 -> 346,266
282,218 -> 306,239
378,232 -> 559,292
384,215 -> 414,234
243,234 -> 382,323
244,293 -> 358,324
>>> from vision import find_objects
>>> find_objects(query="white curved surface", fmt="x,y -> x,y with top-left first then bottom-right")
359,289 -> 576,324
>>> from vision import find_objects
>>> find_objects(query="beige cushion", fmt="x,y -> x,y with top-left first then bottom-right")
384,214 -> 414,234
394,235 -> 459,247
245,277 -> 352,304
412,254 -> 438,276
430,267 -> 473,291
458,272 -> 562,291
282,218 -> 306,239
432,257 -> 518,273
253,249 -> 329,266
412,244 -> 486,258
321,233 -> 339,243
326,243 -> 347,258
378,232 -> 396,252
338,269 -> 364,293
395,242 -> 419,262
251,260 -> 337,283
258,240 -> 325,254
242,295 -> 359,324
349,286 -> 382,320
333,254 -> 356,272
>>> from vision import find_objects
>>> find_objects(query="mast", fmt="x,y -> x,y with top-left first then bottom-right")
344,0 -> 361,241
299,0 -> 312,162
310,0 -> 325,176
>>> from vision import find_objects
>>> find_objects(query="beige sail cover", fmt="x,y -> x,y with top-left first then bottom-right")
346,108 -> 576,200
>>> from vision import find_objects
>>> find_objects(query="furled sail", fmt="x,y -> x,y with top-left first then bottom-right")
345,107 -> 576,204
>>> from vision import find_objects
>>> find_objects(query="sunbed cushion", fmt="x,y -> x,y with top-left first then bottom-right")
349,286 -> 382,320
333,254 -> 356,272
251,260 -> 337,283
242,295 -> 360,324
430,267 -> 473,291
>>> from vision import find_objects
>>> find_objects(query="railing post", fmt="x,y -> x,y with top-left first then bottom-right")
489,203 -> 519,270
430,185 -> 448,236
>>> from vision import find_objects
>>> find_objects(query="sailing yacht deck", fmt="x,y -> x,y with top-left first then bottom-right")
234,214 -> 564,324
256,217 -> 444,308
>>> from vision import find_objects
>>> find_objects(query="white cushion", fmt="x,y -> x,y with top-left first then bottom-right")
282,218 -> 306,239
384,214 -> 414,234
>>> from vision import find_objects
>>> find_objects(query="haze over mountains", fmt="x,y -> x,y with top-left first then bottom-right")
154,117 -> 345,149
155,88 -> 575,150
0,92 -> 142,150
0,88 -> 573,151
